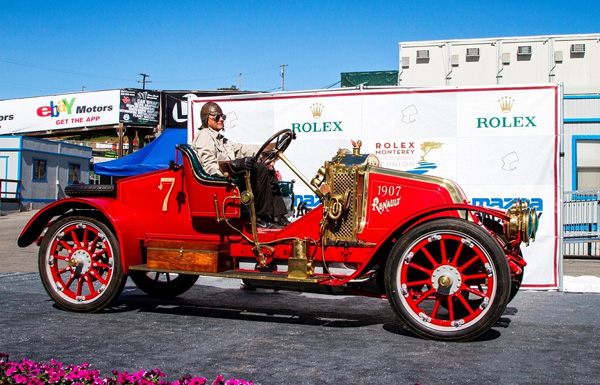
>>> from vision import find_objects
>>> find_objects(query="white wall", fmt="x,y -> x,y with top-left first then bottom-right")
399,34 -> 600,94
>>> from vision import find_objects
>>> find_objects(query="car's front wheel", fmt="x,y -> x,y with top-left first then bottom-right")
38,215 -> 126,313
385,218 -> 511,341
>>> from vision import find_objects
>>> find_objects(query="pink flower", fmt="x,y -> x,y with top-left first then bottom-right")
130,370 -> 145,382
13,374 -> 28,384
49,371 -> 62,383
49,359 -> 62,368
0,354 -> 253,385
149,368 -> 166,378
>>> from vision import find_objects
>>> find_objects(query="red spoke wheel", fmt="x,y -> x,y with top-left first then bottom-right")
130,271 -> 198,298
38,215 -> 126,313
385,218 -> 511,341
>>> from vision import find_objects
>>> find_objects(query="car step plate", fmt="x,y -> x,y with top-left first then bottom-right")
129,264 -> 328,283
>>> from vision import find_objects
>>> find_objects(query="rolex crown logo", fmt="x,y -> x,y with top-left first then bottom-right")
310,103 -> 324,119
498,96 -> 514,113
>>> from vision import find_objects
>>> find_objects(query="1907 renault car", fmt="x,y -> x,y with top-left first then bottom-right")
18,129 -> 537,341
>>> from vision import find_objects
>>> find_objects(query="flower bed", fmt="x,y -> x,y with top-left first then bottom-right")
0,353 -> 252,385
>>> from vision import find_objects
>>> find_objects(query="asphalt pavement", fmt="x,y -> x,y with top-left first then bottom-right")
1,210 -> 600,384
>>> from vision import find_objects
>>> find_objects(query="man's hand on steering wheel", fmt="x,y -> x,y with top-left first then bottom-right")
230,157 -> 257,173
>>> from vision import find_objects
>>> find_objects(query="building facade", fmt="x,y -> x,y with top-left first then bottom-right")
0,136 -> 91,212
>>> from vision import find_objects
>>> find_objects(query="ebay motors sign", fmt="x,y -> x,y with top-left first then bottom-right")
36,97 -> 113,118
0,90 -> 119,134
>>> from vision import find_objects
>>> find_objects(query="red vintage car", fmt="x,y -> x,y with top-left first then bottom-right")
18,129 -> 537,341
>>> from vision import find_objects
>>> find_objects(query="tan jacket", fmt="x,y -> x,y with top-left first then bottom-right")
192,127 -> 260,177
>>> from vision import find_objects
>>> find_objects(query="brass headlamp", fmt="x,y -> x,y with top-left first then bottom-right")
504,199 -> 539,245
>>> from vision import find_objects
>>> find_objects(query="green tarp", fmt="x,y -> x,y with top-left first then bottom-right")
340,71 -> 399,87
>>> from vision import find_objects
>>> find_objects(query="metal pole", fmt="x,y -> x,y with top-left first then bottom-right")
118,123 -> 124,158
138,73 -> 151,90
280,64 -> 288,91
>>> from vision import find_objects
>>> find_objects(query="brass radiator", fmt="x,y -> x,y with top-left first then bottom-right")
325,165 -> 359,242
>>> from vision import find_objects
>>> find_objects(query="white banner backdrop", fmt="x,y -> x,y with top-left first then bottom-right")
188,84 -> 561,289
0,90 -> 120,135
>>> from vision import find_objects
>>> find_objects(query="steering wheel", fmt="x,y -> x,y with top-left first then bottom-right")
254,129 -> 295,163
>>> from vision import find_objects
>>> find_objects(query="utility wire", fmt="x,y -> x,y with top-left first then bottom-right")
323,80 -> 341,89
2,57 -> 293,94
0,57 -> 132,82
152,65 -> 282,84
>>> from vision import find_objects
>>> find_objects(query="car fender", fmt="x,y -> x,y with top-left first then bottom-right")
351,203 -> 507,279
18,198 -> 146,273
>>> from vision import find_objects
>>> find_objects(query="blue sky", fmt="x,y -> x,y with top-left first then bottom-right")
1,0 -> 598,100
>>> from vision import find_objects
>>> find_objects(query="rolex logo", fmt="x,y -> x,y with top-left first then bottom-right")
293,103 -> 342,133
498,96 -> 514,113
310,103 -> 324,119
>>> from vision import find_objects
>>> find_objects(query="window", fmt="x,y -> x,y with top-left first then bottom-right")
517,45 -> 532,61
517,46 -> 532,55
466,48 -> 480,58
575,138 -> 600,190
416,50 -> 430,59
33,159 -> 47,181
416,50 -> 430,63
68,163 -> 81,184
570,43 -> 585,58
570,43 -> 585,54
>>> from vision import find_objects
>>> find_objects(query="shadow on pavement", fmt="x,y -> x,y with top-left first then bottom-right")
99,283 -> 395,328
61,282 -> 516,342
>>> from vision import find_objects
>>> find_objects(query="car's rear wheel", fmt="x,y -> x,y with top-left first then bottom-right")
385,218 -> 511,341
38,215 -> 126,313
130,271 -> 198,297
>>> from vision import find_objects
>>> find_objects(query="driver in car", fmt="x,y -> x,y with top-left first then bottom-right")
192,102 -> 289,229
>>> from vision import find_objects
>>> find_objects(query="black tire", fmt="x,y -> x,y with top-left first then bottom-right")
130,271 -> 199,298
38,215 -> 126,313
65,184 -> 116,197
385,218 -> 511,341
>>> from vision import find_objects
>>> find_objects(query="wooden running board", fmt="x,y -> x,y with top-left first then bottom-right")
129,264 -> 328,284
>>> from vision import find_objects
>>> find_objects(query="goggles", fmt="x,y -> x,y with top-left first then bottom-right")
210,114 -> 227,121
